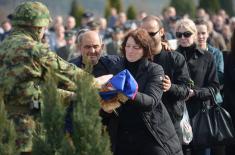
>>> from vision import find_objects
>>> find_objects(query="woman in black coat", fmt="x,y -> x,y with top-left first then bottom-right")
175,18 -> 220,155
100,28 -> 183,155
224,30 -> 235,155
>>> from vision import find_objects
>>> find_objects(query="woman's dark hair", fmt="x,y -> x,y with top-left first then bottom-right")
121,28 -> 154,59
194,19 -> 210,30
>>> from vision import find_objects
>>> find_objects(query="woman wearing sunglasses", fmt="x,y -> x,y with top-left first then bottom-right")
175,18 -> 220,155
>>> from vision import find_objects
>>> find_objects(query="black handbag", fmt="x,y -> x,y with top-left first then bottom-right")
191,87 -> 235,148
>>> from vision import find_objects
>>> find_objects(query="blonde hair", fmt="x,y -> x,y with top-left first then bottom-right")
176,18 -> 197,35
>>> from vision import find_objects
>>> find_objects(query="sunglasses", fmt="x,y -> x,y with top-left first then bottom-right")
148,29 -> 161,37
176,31 -> 193,38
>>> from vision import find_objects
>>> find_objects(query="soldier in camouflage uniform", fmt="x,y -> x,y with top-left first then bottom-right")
0,1 -> 111,154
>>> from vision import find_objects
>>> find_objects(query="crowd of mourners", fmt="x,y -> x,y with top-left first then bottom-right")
1,7 -> 234,54
1,3 -> 235,155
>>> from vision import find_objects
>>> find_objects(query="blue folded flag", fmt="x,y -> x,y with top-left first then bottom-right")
99,90 -> 117,100
99,69 -> 138,100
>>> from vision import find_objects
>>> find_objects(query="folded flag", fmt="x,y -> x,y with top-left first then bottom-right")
99,69 -> 138,101
99,90 -> 117,100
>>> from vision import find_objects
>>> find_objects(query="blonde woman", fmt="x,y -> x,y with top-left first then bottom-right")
175,18 -> 220,155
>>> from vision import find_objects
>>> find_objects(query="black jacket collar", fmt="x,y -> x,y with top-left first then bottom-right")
178,44 -> 205,60
121,58 -> 149,79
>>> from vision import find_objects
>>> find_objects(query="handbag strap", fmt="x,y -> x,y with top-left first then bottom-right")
208,87 -> 217,106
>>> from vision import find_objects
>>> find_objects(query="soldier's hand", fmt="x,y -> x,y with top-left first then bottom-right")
94,74 -> 113,88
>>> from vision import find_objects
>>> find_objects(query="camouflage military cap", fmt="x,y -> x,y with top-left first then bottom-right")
11,1 -> 52,27
64,30 -> 77,40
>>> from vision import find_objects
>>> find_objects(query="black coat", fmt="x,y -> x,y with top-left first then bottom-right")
177,44 -> 220,118
153,50 -> 190,122
223,53 -> 235,155
153,50 -> 191,143
224,54 -> 235,126
100,58 -> 183,155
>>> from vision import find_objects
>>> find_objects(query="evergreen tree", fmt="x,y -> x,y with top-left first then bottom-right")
127,4 -> 137,20
32,72 -> 73,155
104,0 -> 124,18
104,0 -> 111,19
170,0 -> 196,18
0,93 -> 19,155
199,0 -> 220,15
32,61 -> 112,154
219,0 -> 234,16
110,0 -> 124,13
70,0 -> 84,27
71,59 -> 112,155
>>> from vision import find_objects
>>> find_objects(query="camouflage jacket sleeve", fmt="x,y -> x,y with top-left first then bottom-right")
34,43 -> 85,92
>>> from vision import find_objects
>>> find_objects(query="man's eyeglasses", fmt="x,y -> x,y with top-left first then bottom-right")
176,31 -> 193,38
148,29 -> 161,37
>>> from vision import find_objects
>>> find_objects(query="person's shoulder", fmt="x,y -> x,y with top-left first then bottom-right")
2,33 -> 57,62
208,44 -> 222,55
148,60 -> 164,72
170,50 -> 184,57
207,44 -> 216,51
147,62 -> 164,78
101,55 -> 123,64
31,41 -> 52,57
27,40 -> 61,62
162,50 -> 186,64
17,34 -> 49,52
203,49 -> 215,61
149,60 -> 162,67
100,55 -> 124,67
100,55 -> 124,72
214,31 -> 224,39
5,34 -> 50,56
69,56 -> 82,67
4,33 -> 32,47
56,46 -> 66,52
56,46 -> 67,57
103,55 -> 122,60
